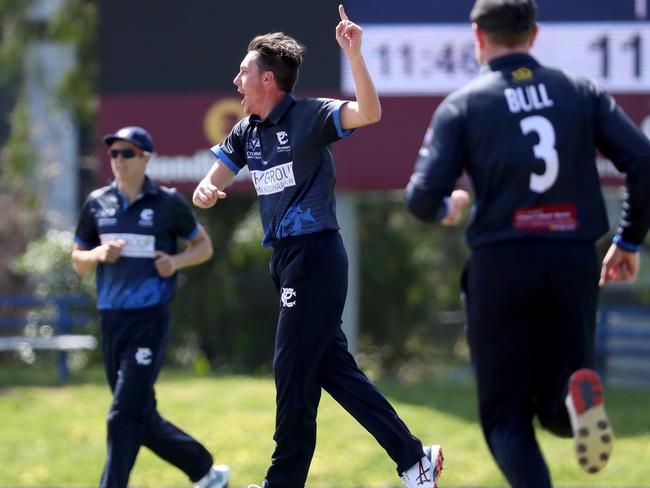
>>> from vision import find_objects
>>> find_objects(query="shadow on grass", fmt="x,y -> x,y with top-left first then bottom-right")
375,376 -> 650,438
2,359 -> 648,439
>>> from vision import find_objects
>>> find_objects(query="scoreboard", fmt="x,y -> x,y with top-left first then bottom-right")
342,0 -> 650,95
336,0 -> 650,189
342,23 -> 649,95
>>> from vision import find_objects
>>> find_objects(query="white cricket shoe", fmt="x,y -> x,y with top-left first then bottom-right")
401,444 -> 443,488
565,368 -> 613,474
195,464 -> 230,488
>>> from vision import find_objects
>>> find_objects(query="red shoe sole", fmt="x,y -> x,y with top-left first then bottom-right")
568,369 -> 603,415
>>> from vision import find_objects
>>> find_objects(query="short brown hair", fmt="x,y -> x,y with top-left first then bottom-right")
248,33 -> 306,93
484,29 -> 534,48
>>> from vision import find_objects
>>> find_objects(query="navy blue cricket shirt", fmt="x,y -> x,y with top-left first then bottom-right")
74,177 -> 200,310
213,93 -> 353,247
406,53 -> 650,250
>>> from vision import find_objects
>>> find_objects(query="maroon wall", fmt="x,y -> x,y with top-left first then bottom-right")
99,93 -> 650,191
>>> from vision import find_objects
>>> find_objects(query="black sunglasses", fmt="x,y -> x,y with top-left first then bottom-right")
108,148 -> 143,159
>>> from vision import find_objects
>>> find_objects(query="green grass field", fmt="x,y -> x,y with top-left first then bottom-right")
0,367 -> 648,487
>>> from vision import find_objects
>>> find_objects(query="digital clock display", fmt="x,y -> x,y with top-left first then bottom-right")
342,23 -> 650,95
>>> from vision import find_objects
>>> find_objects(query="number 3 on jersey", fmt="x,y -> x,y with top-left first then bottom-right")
520,115 -> 559,193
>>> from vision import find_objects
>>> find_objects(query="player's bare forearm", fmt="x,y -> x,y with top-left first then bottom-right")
343,52 -> 381,129
71,248 -> 99,276
71,241 -> 124,276
336,3 -> 381,129
173,225 -> 213,270
193,161 -> 234,208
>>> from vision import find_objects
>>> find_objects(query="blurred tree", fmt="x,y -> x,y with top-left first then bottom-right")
0,0 -> 98,292
0,0 -> 34,153
170,194 -> 276,373
0,0 -> 39,292
11,229 -> 95,297
47,0 -> 98,130
172,192 -> 472,377
358,193 -> 469,379
46,0 -> 100,204
9,228 -> 99,369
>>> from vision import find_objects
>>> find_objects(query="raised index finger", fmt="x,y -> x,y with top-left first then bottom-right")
339,4 -> 349,21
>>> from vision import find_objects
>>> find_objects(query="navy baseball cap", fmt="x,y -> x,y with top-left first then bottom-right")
470,0 -> 537,35
103,126 -> 154,153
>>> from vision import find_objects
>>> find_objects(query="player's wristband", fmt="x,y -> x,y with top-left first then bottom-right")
613,235 -> 641,252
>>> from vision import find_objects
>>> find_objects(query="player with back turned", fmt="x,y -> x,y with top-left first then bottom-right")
405,0 -> 650,487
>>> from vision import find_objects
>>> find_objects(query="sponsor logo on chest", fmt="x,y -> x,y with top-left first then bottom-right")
96,207 -> 118,227
100,233 -> 156,258
250,162 -> 296,196
246,137 -> 262,159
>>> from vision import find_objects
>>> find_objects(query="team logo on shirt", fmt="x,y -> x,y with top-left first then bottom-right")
280,287 -> 297,308
250,162 -> 296,195
138,208 -> 154,227
135,347 -> 152,366
98,208 -> 117,218
276,131 -> 289,145
96,207 -> 118,226
247,137 -> 262,160
512,67 -> 533,81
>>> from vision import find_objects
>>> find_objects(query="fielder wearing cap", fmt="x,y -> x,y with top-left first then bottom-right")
71,127 -> 229,488
103,126 -> 155,154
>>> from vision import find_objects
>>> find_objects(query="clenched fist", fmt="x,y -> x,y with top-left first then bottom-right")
154,250 -> 177,278
95,239 -> 125,264
193,180 -> 227,209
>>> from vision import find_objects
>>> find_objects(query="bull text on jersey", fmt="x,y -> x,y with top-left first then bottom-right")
504,83 -> 554,114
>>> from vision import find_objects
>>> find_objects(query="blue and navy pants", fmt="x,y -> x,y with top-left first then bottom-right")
99,304 -> 213,488
263,231 -> 423,488
462,240 -> 600,488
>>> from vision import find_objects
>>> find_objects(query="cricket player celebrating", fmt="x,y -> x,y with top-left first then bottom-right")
193,5 -> 443,488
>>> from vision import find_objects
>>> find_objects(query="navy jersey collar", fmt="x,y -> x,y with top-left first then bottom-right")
482,52 -> 541,74
109,176 -> 158,195
249,92 -> 297,127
